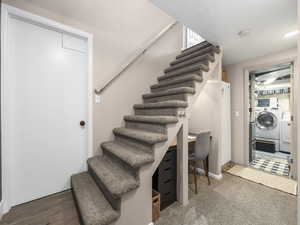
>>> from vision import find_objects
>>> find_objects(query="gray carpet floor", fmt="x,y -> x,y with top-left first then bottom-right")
0,173 -> 296,225
156,173 -> 297,225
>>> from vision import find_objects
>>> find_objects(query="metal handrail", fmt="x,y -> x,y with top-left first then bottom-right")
95,21 -> 178,95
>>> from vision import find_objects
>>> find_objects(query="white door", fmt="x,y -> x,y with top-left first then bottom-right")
6,15 -> 88,206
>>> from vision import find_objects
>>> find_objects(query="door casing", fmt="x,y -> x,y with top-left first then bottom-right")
0,4 -> 94,215
243,58 -> 298,179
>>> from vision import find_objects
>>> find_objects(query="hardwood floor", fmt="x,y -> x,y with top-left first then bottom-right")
0,191 -> 81,225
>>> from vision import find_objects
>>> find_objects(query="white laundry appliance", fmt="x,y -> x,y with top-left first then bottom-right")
280,120 -> 291,153
256,97 -> 278,109
254,108 -> 280,152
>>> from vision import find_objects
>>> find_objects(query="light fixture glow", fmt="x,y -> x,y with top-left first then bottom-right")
284,30 -> 299,38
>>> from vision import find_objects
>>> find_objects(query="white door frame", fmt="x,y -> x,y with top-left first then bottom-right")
243,57 -> 298,178
1,4 -> 94,215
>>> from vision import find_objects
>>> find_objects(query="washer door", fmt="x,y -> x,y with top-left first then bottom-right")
256,111 -> 278,130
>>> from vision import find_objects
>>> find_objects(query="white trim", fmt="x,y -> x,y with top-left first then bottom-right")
182,25 -> 187,50
0,201 -> 4,219
243,69 -> 250,165
1,4 -> 94,214
196,168 -> 223,180
148,223 -> 154,225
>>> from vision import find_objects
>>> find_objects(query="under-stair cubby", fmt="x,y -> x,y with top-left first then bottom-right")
152,145 -> 177,210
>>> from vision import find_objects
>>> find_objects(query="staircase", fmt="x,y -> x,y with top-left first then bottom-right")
71,41 -> 222,225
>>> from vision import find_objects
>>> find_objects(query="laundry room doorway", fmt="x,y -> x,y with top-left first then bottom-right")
246,62 -> 295,178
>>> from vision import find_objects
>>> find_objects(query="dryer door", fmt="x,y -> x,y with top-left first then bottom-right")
256,111 -> 278,130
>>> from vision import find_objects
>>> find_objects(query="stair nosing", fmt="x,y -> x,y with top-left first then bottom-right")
169,53 -> 214,68
71,172 -> 120,225
134,100 -> 188,110
175,46 -> 220,64
143,87 -> 195,99
88,156 -> 139,198
157,64 -> 207,82
124,115 -> 178,124
113,127 -> 168,145
177,45 -> 219,59
180,41 -> 211,55
102,141 -> 154,168
153,74 -> 202,89
165,62 -> 209,75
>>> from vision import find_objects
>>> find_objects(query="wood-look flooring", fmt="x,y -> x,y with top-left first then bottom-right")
0,191 -> 81,225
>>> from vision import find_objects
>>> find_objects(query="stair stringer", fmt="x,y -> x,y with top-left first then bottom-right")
113,50 -> 223,225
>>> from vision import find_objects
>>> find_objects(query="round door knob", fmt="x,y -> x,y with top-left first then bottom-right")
80,121 -> 86,127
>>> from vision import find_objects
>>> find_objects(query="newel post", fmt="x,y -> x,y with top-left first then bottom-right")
176,119 -> 189,206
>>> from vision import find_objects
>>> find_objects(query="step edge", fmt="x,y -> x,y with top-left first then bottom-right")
101,141 -> 154,168
143,87 -> 195,99
123,115 -> 179,124
87,156 -> 140,197
113,127 -> 168,144
71,172 -> 120,225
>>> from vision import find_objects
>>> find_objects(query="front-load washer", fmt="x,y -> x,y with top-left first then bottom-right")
255,110 -> 280,140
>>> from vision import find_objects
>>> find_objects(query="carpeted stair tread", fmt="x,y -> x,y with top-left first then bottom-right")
169,53 -> 214,69
113,127 -> 168,145
143,87 -> 195,99
155,74 -> 202,86
156,65 -> 207,83
124,115 -> 178,124
164,62 -> 209,78
134,100 -> 188,109
102,141 -> 154,168
175,45 -> 220,64
88,155 -> 139,198
177,44 -> 219,59
180,41 -> 211,55
71,172 -> 120,225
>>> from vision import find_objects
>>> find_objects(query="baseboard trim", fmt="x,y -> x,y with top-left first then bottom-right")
0,201 -> 4,220
148,222 -> 154,225
196,168 -> 223,180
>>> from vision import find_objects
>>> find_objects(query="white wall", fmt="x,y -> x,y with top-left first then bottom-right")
94,25 -> 182,154
189,81 -> 222,175
225,48 -> 297,166
3,0 -> 183,154
297,1 -> 300,223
